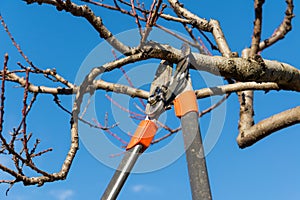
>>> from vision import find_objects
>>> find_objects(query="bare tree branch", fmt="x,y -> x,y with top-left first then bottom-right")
167,0 -> 211,32
141,0 -> 163,44
237,106 -> 300,148
130,0 -> 143,37
199,94 -> 230,117
0,15 -> 37,70
250,0 -> 265,56
24,0 -> 132,55
209,19 -> 232,57
259,0 -> 294,51
167,0 -> 233,57
0,1 -> 299,192
2,42 -> 300,93
195,82 -> 280,99
237,49 -> 254,136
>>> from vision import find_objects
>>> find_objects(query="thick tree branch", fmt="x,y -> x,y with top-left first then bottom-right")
82,0 -> 201,48
250,0 -> 265,56
2,42 -> 300,94
167,0 -> 212,32
24,0 -> 132,55
238,90 -> 254,131
188,52 -> 300,92
66,53 -> 147,189
2,69 -> 287,100
237,49 -> 254,135
195,82 -> 280,99
237,106 -> 300,148
0,0 -> 297,194
94,79 -> 149,98
4,71 -> 150,100
209,19 -> 232,58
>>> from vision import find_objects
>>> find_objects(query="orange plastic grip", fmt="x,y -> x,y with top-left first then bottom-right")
126,120 -> 158,151
173,90 -> 198,117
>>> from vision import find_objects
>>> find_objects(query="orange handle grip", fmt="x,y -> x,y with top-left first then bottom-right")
173,90 -> 198,117
126,120 -> 158,151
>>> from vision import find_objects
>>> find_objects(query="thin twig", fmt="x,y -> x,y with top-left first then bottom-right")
21,68 -> 31,162
53,94 -> 120,131
258,0 -> 294,51
155,24 -> 200,48
141,0 -> 161,44
31,148 -> 53,158
112,49 -> 147,108
0,15 -> 37,70
171,7 -> 204,53
198,30 -> 218,52
151,127 -> 181,144
92,119 -> 127,145
130,0 -> 143,37
0,54 -> 8,147
105,94 -> 145,118
199,93 -> 230,117
15,92 -> 38,134
79,94 -> 92,118
198,37 -> 212,56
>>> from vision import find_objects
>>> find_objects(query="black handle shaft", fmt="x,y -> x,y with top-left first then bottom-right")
181,111 -> 212,200
101,144 -> 143,200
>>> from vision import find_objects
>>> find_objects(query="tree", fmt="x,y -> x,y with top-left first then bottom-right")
0,0 -> 299,199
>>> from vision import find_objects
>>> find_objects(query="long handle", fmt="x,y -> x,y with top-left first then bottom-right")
101,144 -> 143,200
180,111 -> 212,200
101,60 -> 172,200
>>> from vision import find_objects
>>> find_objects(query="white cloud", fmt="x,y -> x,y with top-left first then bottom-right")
131,184 -> 154,193
50,189 -> 74,200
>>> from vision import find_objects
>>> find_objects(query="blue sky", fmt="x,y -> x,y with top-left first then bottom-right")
0,0 -> 300,200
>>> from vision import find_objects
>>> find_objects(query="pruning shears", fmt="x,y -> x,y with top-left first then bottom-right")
101,44 -> 211,200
